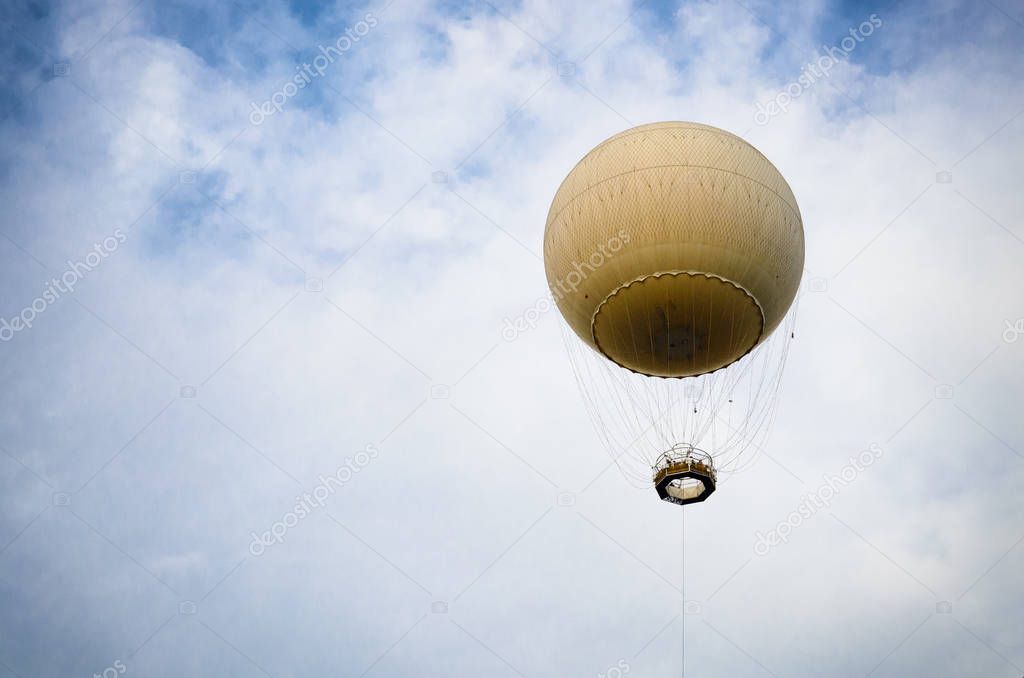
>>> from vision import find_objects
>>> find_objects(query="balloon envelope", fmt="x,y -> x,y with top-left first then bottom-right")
543,121 -> 804,377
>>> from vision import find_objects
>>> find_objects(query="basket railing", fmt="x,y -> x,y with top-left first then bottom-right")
652,443 -> 716,482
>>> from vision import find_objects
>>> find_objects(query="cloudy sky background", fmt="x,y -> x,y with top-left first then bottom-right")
1,0 -> 1023,675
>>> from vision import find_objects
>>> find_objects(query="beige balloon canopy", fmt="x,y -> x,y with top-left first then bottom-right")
543,121 -> 804,378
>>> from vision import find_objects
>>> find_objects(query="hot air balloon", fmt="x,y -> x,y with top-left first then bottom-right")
544,122 -> 803,505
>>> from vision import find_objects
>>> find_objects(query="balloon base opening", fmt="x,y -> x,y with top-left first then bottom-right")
590,270 -> 765,378
653,444 -> 716,506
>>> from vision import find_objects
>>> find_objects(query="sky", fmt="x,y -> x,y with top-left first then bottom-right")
0,0 -> 1022,675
